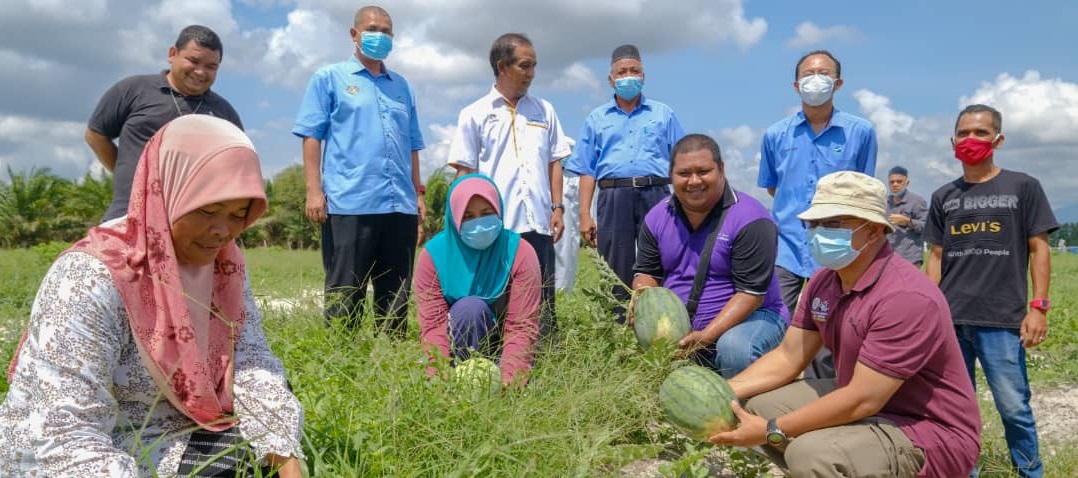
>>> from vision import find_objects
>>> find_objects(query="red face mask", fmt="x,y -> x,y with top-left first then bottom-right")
953,136 -> 998,166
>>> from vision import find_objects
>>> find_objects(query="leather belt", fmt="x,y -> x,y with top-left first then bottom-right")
597,176 -> 670,189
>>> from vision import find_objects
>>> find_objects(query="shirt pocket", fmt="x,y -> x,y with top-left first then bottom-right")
521,116 -> 552,160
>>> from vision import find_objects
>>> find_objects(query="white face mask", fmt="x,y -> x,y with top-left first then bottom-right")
798,74 -> 835,107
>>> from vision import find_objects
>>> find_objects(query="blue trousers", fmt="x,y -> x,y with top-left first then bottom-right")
694,308 -> 786,379
596,183 -> 669,320
956,325 -> 1041,478
448,296 -> 505,361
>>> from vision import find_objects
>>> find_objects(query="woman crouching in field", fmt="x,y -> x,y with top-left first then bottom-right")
414,174 -> 542,387
0,115 -> 304,477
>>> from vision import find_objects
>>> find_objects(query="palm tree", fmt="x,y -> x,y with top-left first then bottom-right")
0,167 -> 84,248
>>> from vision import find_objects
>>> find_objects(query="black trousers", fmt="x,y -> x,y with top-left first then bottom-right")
597,183 -> 670,319
520,231 -> 556,341
776,266 -> 835,379
322,213 -> 417,335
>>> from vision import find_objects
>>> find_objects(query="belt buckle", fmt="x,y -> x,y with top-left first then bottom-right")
631,176 -> 644,188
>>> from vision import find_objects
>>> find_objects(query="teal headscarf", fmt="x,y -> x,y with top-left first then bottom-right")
425,174 -> 521,305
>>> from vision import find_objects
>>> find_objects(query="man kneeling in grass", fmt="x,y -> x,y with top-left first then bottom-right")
710,171 -> 981,478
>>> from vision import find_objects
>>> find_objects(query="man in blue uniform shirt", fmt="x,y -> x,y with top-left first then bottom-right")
756,50 -> 877,378
565,44 -> 685,321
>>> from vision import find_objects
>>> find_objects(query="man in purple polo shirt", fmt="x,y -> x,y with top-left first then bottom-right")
710,171 -> 980,478
631,134 -> 788,378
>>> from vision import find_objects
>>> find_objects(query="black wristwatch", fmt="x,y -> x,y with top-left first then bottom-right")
766,418 -> 788,448
551,203 -> 565,212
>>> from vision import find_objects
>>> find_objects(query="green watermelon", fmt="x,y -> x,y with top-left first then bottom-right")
453,357 -> 502,398
658,365 -> 740,442
632,287 -> 692,349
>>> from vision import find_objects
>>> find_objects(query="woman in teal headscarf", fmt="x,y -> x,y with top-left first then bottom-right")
413,174 -> 542,386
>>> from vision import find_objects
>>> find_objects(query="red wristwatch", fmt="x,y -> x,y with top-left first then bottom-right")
415,185 -> 426,195
1029,298 -> 1051,312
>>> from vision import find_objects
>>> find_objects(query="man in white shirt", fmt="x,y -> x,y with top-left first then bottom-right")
448,32 -> 572,341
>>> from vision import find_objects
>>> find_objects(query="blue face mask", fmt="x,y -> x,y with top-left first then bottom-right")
460,214 -> 502,250
359,31 -> 393,61
890,187 -> 907,199
613,76 -> 643,100
808,222 -> 869,270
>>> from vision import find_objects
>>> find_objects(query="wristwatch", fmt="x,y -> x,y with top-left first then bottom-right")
415,185 -> 426,195
1030,298 -> 1051,312
766,418 -> 788,448
551,203 -> 565,212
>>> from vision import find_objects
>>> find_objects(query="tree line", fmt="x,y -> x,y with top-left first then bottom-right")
0,166 -> 455,250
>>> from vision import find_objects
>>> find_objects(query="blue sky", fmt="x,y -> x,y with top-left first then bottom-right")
3,0 -> 1077,220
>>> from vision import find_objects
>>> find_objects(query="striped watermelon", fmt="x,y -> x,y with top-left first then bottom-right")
632,287 -> 691,349
659,365 -> 740,442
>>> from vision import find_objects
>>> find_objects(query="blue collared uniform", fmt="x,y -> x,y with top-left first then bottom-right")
564,96 -> 684,179
757,108 -> 877,278
292,55 -> 425,215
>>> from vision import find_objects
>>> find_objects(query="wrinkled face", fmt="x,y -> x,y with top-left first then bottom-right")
167,40 -> 221,96
671,149 -> 725,214
171,198 -> 251,266
461,195 -> 497,223
608,58 -> 644,83
498,43 -> 536,98
888,174 -> 908,194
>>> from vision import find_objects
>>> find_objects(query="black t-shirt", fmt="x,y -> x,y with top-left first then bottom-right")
924,169 -> 1058,328
88,72 -> 243,222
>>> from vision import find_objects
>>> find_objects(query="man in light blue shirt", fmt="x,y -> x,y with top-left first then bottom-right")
565,44 -> 685,321
292,5 -> 425,335
756,50 -> 877,378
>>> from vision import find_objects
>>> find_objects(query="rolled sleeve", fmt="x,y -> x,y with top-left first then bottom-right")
730,218 -> 779,295
291,70 -> 332,140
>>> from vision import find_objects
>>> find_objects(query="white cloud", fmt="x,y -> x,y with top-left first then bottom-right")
0,114 -> 95,177
785,22 -> 862,49
419,123 -> 457,181
551,62 -> 603,93
850,73 -> 1078,212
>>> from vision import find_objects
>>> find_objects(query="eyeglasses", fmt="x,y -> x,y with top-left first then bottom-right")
803,218 -> 864,229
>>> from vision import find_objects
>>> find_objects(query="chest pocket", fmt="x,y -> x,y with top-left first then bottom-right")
816,134 -> 856,171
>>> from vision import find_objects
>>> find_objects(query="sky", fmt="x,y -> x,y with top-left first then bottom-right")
3,0 -> 1078,221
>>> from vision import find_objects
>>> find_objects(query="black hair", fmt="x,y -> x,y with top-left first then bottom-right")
794,50 -> 841,79
175,25 -> 223,59
955,104 -> 1003,133
489,33 -> 532,77
669,134 -> 723,173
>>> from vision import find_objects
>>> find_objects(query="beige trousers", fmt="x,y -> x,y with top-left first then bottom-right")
745,379 -> 926,478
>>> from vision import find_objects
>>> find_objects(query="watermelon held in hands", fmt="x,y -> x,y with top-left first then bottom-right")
659,365 -> 740,443
453,357 -> 502,398
632,287 -> 692,350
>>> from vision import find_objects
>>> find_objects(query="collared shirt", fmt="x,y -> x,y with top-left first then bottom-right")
447,86 -> 572,235
792,244 -> 981,478
757,108 -> 877,277
633,187 -> 789,330
563,95 -> 685,180
886,190 -> 928,264
292,56 -> 425,215
88,71 -> 242,222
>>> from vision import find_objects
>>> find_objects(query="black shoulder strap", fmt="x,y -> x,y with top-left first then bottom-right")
686,200 -> 730,318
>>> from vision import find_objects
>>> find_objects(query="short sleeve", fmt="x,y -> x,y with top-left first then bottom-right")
291,69 -> 333,140
548,105 -> 572,161
730,218 -> 779,295
666,110 -> 686,155
407,85 -> 425,151
757,131 -> 777,188
447,109 -> 479,169
789,274 -> 822,332
632,221 -> 663,280
858,125 -> 878,176
1023,177 -> 1059,237
564,118 -> 598,176
923,190 -> 945,245
87,78 -> 135,139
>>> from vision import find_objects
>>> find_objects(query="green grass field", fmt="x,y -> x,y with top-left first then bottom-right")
1,246 -> 1076,477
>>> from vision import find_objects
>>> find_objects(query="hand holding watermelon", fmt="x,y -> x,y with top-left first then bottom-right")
631,287 -> 692,350
707,400 -> 768,448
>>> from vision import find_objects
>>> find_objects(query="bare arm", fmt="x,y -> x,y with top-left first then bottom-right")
679,293 -> 763,351
579,175 -> 597,246
766,187 -> 775,197
926,244 -> 942,284
412,150 -> 426,221
549,160 -> 565,242
773,362 -> 904,437
1021,233 -> 1051,348
301,137 -> 327,224
85,129 -> 118,172
451,164 -> 475,178
727,326 -> 821,400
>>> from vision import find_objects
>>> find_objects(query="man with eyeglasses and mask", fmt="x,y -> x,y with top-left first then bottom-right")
756,50 -> 878,380
711,171 -> 980,478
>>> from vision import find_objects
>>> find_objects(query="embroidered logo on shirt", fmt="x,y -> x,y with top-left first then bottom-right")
833,146 -> 844,154
346,85 -> 359,95
811,297 -> 830,322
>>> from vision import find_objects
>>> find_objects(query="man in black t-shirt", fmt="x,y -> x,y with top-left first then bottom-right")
86,25 -> 243,222
925,104 -> 1057,478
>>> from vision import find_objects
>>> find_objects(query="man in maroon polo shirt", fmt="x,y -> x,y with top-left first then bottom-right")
710,171 -> 980,478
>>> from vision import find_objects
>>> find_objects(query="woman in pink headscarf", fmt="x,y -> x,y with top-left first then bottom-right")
0,115 -> 304,477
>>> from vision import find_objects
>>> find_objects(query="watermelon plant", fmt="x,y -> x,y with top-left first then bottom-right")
658,364 -> 740,443
631,287 -> 691,350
